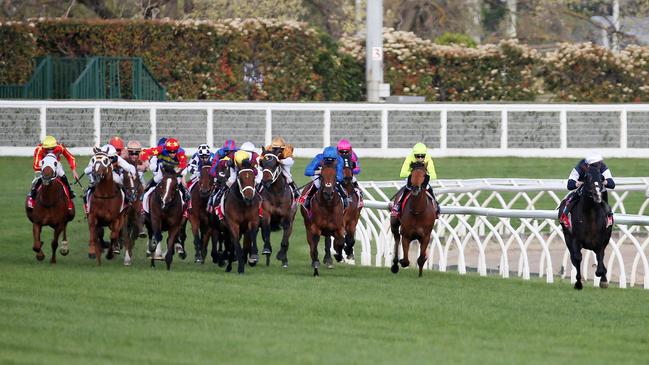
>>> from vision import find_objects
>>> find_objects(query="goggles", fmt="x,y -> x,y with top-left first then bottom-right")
414,154 -> 426,159
128,150 -> 140,156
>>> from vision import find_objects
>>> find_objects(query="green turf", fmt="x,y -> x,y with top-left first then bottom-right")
1,156 -> 648,365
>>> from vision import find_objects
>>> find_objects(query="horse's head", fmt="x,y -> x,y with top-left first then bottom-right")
341,155 -> 354,186
261,152 -> 281,189
122,171 -> 139,202
40,153 -> 59,185
199,165 -> 213,198
156,167 -> 179,210
90,152 -> 112,182
409,162 -> 427,196
236,159 -> 256,203
319,160 -> 338,201
583,163 -> 604,204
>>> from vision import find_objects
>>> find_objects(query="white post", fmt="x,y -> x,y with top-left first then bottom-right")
612,0 -> 620,52
366,0 -> 383,102
560,109 -> 567,150
206,108 -> 213,148
323,109 -> 331,147
265,108 -> 272,146
620,109 -> 627,150
39,106 -> 46,142
381,109 -> 388,150
149,107 -> 157,148
501,109 -> 508,149
440,109 -> 447,150
93,107 -> 101,147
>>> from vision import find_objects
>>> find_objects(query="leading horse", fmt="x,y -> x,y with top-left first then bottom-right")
558,164 -> 613,290
259,151 -> 297,268
390,162 -> 438,277
300,162 -> 346,276
25,153 -> 75,263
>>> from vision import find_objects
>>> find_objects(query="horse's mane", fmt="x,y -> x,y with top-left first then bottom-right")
239,159 -> 252,169
322,159 -> 337,168
410,161 -> 426,170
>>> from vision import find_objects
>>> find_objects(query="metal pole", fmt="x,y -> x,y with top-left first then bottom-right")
366,0 -> 383,102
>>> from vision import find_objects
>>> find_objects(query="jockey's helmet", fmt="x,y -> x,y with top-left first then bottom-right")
585,154 -> 603,165
197,144 -> 211,157
336,139 -> 352,154
42,135 -> 57,149
126,140 -> 142,151
323,146 -> 338,162
109,136 -> 124,152
234,150 -> 250,166
223,139 -> 236,151
101,144 -> 118,163
240,142 -> 256,154
165,138 -> 180,153
271,136 -> 286,148
412,143 -> 427,157
157,137 -> 167,146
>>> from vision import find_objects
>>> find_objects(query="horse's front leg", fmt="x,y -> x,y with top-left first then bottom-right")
307,231 -> 321,276
323,236 -> 333,268
227,223 -> 244,274
333,229 -> 345,263
165,225 -> 180,271
276,217 -> 294,268
60,224 -> 70,256
595,245 -> 609,288
106,218 -> 122,260
569,240 -> 583,290
150,216 -> 163,268
190,213 -> 203,264
88,216 -> 102,265
390,217 -> 401,273
247,223 -> 260,266
417,233 -> 432,277
261,213 -> 272,264
399,236 -> 411,268
32,223 -> 45,261
50,224 -> 63,264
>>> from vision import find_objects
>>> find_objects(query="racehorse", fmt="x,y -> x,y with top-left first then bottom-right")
208,158 -> 232,267
87,150 -> 128,265
340,154 -> 362,261
300,162 -> 346,276
259,151 -> 297,268
189,165 -> 214,264
222,159 -> 262,274
121,169 -> 144,266
390,162 -> 438,277
558,164 -> 613,290
146,163 -> 185,270
25,153 -> 75,263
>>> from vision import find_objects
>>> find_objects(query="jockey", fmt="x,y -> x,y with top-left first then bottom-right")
209,139 -> 238,177
298,146 -> 350,209
83,144 -> 137,204
141,137 -> 190,203
239,141 -> 262,186
28,135 -> 78,208
109,136 -> 127,159
209,150 -> 255,210
185,143 -> 215,184
265,136 -> 299,198
125,140 -> 147,184
559,154 -> 615,229
336,138 -> 363,199
390,142 -> 439,217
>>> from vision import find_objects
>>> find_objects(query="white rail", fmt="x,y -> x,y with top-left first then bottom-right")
353,178 -> 649,289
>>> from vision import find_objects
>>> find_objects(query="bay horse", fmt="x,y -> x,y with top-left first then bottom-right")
300,162 -> 345,276
208,158 -> 232,267
259,151 -> 297,268
558,164 -> 613,289
87,151 -> 128,265
25,153 -> 75,263
189,165 -> 214,264
390,162 -> 438,277
222,159 -> 262,274
121,169 -> 144,266
146,163 -> 184,270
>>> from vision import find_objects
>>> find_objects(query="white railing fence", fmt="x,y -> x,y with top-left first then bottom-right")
353,178 -> 649,289
2,101 -> 649,157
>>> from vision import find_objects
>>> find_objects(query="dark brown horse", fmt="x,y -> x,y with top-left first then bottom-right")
189,165 -> 214,264
260,151 -> 297,268
558,164 -> 613,289
390,162 -> 438,277
121,169 -> 144,266
25,153 -> 75,263
300,162 -> 345,276
146,163 -> 184,270
223,160 -> 262,274
87,151 -> 127,265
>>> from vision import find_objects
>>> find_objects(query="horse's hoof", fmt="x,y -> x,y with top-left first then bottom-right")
36,252 -> 45,261
262,248 -> 272,255
599,280 -> 609,289
313,268 -> 319,276
399,259 -> 410,268
312,261 -> 320,269
226,264 -> 232,273
60,248 -> 69,256
60,241 -> 69,256
248,261 -> 257,267
248,254 -> 259,263
138,231 -> 147,238
391,264 -> 399,274
333,253 -> 343,262
88,253 -> 96,259
574,281 -> 583,290
282,262 -> 288,269
124,258 -> 132,266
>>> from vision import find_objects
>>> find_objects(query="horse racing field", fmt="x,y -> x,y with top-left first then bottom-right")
1,156 -> 648,364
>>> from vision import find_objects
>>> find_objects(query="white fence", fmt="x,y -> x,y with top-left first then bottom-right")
355,178 -> 649,289
2,101 -> 649,157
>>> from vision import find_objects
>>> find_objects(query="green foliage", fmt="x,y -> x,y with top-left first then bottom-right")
434,32 -> 477,48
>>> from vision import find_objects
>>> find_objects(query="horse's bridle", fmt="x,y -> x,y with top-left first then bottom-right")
157,176 -> 179,209
262,154 -> 281,185
237,168 -> 256,198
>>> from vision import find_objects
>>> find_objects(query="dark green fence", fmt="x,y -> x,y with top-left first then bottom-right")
0,56 -> 165,100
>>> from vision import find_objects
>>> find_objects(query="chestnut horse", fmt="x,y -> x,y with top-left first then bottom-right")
121,169 -> 144,266
558,164 -> 613,290
390,162 -> 438,277
300,162 -> 345,276
259,151 -> 297,268
146,163 -> 184,270
25,153 -> 75,263
189,165 -> 214,264
222,160 -> 262,274
87,151 -> 128,265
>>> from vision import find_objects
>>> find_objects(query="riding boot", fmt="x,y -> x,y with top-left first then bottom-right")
391,186 -> 409,217
299,184 -> 316,209
121,185 -> 132,203
427,185 -> 441,216
337,183 -> 350,208
352,180 -> 363,200
60,175 -> 75,198
288,181 -> 300,199
29,177 -> 42,198
179,184 -> 190,203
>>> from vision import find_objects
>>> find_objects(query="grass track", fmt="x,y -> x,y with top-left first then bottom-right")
1,157 -> 649,364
